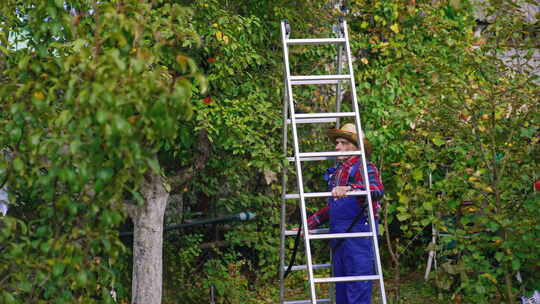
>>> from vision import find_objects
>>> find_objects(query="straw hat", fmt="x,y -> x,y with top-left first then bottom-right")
327,123 -> 372,157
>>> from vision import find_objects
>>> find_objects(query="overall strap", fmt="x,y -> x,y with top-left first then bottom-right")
332,159 -> 369,252
347,159 -> 362,186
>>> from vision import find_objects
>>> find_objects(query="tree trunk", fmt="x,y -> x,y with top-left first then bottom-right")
126,130 -> 211,304
128,170 -> 169,304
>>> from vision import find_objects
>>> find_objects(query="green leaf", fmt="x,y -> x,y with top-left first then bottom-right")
53,263 -> 65,277
396,213 -> 411,221
40,241 -> 51,253
2,291 -> 16,303
96,109 -> 108,124
56,110 -> 72,126
76,271 -> 88,286
19,282 -> 32,292
67,202 -> 78,216
9,127 -> 22,141
412,169 -> 423,181
10,103 -> 23,114
520,126 -> 538,138
432,137 -> 445,147
17,55 -> 30,70
475,284 -> 486,294
130,189 -> 145,206
12,158 -> 24,172
511,259 -> 521,271
179,127 -> 193,147
397,192 -> 410,204
97,167 -> 114,181
29,133 -> 41,146
69,139 -> 81,154
114,117 -> 131,133
147,158 -> 160,173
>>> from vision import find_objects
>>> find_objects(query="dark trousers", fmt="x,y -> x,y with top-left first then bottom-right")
331,217 -> 375,304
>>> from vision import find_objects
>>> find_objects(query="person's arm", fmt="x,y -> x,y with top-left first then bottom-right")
349,162 -> 384,200
306,205 -> 330,229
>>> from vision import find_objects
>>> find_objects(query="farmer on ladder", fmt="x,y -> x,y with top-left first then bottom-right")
307,123 -> 384,304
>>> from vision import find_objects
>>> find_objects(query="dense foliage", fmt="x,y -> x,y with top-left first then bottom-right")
1,0 -> 202,302
349,1 -> 540,302
1,0 -> 538,303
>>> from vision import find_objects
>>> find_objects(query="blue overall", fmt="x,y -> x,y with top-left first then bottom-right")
325,162 -> 376,304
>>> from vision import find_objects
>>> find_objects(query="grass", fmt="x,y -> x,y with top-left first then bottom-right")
275,270 -> 453,304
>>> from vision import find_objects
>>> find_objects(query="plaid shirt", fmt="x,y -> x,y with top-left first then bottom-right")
307,156 -> 384,229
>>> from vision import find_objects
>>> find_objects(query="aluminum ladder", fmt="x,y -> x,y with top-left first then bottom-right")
278,18 -> 387,304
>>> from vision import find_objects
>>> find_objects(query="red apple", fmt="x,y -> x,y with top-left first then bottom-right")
535,180 -> 540,191
203,96 -> 212,105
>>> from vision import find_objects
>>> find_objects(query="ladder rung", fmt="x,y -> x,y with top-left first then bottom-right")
287,156 -> 329,162
299,151 -> 362,158
291,75 -> 352,81
313,275 -> 381,283
286,148 -> 362,161
309,232 -> 374,240
284,299 -> 331,304
283,263 -> 331,271
285,190 -> 368,199
291,80 -> 340,85
290,75 -> 351,85
295,112 -> 356,119
286,38 -> 346,45
285,228 -> 329,236
287,118 -> 337,124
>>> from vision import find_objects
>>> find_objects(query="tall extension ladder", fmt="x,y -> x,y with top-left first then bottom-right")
278,19 -> 387,304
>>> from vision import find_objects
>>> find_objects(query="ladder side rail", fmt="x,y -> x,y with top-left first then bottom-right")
332,35 -> 345,303
279,74 -> 291,304
280,20 -> 318,304
342,19 -> 388,304
335,31 -> 344,130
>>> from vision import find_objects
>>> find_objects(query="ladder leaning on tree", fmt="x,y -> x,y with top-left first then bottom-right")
278,18 -> 388,304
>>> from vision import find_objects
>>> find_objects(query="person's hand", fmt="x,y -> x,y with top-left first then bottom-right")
332,185 -> 351,199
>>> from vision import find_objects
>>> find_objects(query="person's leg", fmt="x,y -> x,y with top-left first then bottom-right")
333,245 -> 348,304
342,220 -> 375,304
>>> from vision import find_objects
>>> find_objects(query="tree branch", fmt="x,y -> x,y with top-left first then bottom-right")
168,128 -> 211,190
